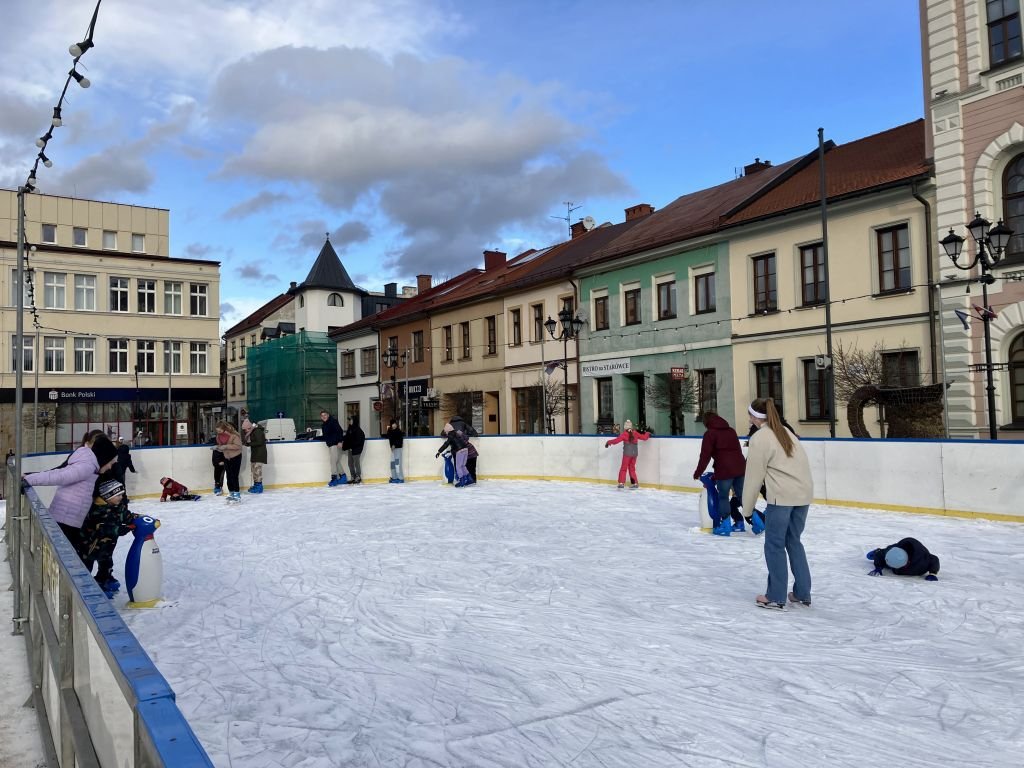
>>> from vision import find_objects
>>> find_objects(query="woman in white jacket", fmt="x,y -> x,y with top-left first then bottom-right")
741,398 -> 814,610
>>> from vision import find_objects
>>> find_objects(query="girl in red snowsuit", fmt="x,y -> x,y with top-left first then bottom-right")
159,476 -> 200,501
604,420 -> 650,489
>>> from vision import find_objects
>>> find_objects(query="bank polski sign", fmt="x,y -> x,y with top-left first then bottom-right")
581,357 -> 631,377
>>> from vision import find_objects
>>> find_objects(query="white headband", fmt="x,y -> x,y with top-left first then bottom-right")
748,404 -> 767,420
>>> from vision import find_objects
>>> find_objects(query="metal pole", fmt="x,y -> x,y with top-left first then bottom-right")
14,187 -> 26,515
935,284 -> 951,439
167,343 -> 173,445
818,128 -> 836,438
981,266 -> 998,440
404,351 -> 409,431
540,337 -> 548,434
563,335 -> 570,434
34,326 -> 40,452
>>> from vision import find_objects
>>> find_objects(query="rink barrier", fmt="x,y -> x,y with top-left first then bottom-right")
19,434 -> 1022,522
2,469 -> 214,768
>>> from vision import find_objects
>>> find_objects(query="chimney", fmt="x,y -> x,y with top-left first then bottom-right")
416,274 -> 432,294
384,282 -> 397,298
483,249 -> 506,271
744,157 -> 772,175
625,203 -> 655,221
289,281 -> 297,290
570,221 -> 588,239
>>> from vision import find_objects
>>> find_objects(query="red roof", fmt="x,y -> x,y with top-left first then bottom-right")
223,293 -> 293,338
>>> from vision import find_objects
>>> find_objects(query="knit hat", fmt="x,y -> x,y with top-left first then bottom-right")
98,479 -> 125,501
624,419 -> 634,430
884,547 -> 909,569
91,436 -> 118,467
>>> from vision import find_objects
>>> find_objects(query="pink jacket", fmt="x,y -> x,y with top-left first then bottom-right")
606,429 -> 650,457
25,446 -> 99,528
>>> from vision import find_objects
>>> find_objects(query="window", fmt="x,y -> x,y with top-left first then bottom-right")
511,308 -> 523,346
412,331 -> 424,362
515,387 -> 545,434
103,230 -> 117,250
881,350 -> 920,387
375,301 -> 389,314
532,304 -> 544,341
596,377 -> 614,423
802,359 -> 830,420
41,224 -> 56,243
1010,331 -> 1024,423
138,279 -> 156,313
486,316 -> 497,355
43,271 -> 66,309
345,402 -> 360,424
299,296 -> 305,308
387,336 -> 399,357
230,341 -> 237,362
460,321 -> 471,359
164,341 -> 182,374
360,347 -> 377,376
250,333 -> 256,347
1003,152 -> 1024,260
657,280 -> 677,319
74,275 -> 96,310
800,243 -> 826,306
694,273 -> 716,314
624,288 -> 641,325
109,339 -> 129,373
239,374 -> 245,395
137,340 -> 156,373
561,296 -> 575,315
877,225 -> 911,292
230,375 -> 236,397
110,277 -> 129,312
341,351 -> 356,378
328,293 -> 344,307
189,342 -> 208,374
190,283 -> 208,316
698,369 -> 718,415
164,281 -> 183,314
12,335 -> 33,373
443,326 -> 453,361
74,338 -> 96,373
988,0 -> 1022,66
72,227 -> 87,247
132,233 -> 145,253
755,362 -> 784,415
240,337 -> 246,359
44,337 -> 65,373
752,254 -> 777,312
593,296 -> 609,330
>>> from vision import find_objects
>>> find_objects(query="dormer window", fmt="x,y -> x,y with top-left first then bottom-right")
328,292 -> 344,307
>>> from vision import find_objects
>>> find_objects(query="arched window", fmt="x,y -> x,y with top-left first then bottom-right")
1004,152 -> 1024,260
1011,331 -> 1024,424
328,293 -> 344,307
298,295 -> 305,308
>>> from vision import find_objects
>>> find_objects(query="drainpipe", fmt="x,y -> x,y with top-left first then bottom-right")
912,181 -> 947,439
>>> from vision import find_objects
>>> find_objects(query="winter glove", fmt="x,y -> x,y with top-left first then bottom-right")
924,574 -> 938,582
604,441 -> 611,448
868,568 -> 883,576
692,471 -> 700,481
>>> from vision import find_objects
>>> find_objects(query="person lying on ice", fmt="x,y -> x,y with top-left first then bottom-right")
80,479 -> 136,597
604,420 -> 650,489
867,537 -> 940,580
159,476 -> 201,502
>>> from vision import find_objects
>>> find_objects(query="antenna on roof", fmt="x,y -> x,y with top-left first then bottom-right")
550,201 -> 582,238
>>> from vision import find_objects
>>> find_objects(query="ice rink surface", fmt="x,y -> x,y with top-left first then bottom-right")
112,480 -> 1024,767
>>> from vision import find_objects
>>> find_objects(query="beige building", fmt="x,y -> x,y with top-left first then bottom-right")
0,189 -> 221,452
222,293 -> 294,426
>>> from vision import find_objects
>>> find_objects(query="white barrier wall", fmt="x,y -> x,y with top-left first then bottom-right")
20,436 -> 1023,521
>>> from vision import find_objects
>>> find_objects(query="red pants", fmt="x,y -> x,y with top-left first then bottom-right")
617,455 -> 638,485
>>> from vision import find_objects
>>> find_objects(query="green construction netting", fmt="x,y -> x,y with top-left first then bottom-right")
246,331 -> 337,431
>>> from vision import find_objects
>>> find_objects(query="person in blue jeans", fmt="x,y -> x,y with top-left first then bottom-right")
741,397 -> 814,610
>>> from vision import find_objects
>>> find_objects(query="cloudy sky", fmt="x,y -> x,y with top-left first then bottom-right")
0,0 -> 923,330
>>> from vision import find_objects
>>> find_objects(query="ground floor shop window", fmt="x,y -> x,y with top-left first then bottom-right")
514,386 -> 544,434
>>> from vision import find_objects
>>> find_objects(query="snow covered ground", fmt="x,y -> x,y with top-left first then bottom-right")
95,481 -> 1024,766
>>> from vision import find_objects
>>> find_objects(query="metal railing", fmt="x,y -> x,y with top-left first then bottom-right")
3,461 -> 213,767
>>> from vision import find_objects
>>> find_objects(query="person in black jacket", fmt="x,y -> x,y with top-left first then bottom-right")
319,410 -> 346,486
386,419 -> 405,483
114,438 -> 136,492
868,538 -> 940,580
341,416 -> 365,484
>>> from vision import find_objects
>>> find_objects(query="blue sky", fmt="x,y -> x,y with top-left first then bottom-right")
0,0 -> 924,330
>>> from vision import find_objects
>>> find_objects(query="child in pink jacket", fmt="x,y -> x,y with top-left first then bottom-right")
604,420 -> 650,489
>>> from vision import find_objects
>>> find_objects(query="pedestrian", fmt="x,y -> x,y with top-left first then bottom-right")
242,418 -> 267,494
213,421 -> 244,503
386,419 -> 405,483
693,410 -> 750,535
868,538 -> 940,580
604,419 -> 650,489
742,397 -> 814,610
114,436 -> 137,495
319,409 -> 346,486
79,478 -> 135,597
342,415 -> 366,484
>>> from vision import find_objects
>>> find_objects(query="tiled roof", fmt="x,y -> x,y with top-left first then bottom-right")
223,293 -> 293,338
293,237 -> 362,294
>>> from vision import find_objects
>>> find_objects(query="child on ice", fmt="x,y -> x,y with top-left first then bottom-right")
80,479 -> 135,598
868,538 -> 941,580
604,420 -> 650,489
160,476 -> 201,502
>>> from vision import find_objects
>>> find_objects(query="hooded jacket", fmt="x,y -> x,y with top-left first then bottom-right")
321,415 -> 344,447
244,424 -> 268,464
694,414 -> 745,480
24,445 -> 99,527
342,418 -> 366,454
873,538 -> 940,576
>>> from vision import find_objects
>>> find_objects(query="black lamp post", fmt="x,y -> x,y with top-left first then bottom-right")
382,347 -> 406,428
544,307 -> 585,434
940,212 -> 1014,440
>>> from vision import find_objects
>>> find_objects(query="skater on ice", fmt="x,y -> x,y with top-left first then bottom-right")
80,479 -> 135,597
693,410 -> 751,534
868,538 -> 940,580
159,476 -> 202,502
242,418 -> 267,494
213,421 -> 244,503
605,420 -> 650,489
386,419 -> 405,483
342,415 -> 366,484
741,398 -> 814,610
319,409 -> 347,486
438,422 -> 474,487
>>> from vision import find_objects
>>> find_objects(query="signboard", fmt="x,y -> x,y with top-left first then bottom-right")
671,366 -> 690,380
581,357 -> 631,377
176,421 -> 189,436
419,398 -> 440,409
398,378 -> 429,398
373,401 -> 384,412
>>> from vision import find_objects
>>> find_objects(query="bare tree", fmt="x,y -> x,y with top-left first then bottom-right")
442,387 -> 474,424
645,372 -> 700,435
535,374 -> 566,434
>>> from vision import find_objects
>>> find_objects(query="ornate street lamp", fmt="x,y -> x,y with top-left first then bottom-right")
382,347 -> 406,428
544,307 -> 585,433
940,213 -> 1014,440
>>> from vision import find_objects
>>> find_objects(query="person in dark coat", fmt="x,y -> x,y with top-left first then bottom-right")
320,410 -> 346,486
386,419 -> 405,483
341,416 -> 365,484
114,437 -> 136,496
693,411 -> 747,532
869,538 -> 941,580
80,479 -> 135,597
242,418 -> 268,493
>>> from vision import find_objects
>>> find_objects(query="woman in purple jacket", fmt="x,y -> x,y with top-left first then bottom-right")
24,435 -> 119,558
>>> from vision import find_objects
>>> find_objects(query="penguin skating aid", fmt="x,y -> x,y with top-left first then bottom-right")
125,514 -> 163,608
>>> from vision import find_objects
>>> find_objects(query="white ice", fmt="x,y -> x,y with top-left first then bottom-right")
100,481 -> 1024,767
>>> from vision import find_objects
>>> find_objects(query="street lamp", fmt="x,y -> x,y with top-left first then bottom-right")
544,307 -> 585,433
382,347 -> 406,428
940,212 -> 1014,440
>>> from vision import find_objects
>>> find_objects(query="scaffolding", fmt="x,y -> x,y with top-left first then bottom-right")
246,331 -> 337,430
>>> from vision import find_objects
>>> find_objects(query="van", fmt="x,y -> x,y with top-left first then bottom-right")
259,418 -> 297,441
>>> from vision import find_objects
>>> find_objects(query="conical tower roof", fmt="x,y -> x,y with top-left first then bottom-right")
290,235 -> 363,294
